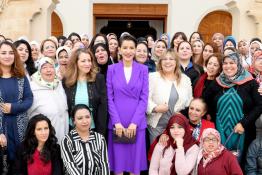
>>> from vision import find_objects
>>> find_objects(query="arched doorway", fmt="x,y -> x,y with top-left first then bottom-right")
51,11 -> 63,37
93,4 -> 167,39
198,11 -> 232,43
100,20 -> 157,39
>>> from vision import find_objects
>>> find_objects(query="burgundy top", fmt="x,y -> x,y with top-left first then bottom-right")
197,149 -> 243,175
27,149 -> 52,175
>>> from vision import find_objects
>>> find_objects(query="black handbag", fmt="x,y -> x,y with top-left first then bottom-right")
113,129 -> 136,144
0,147 -> 8,175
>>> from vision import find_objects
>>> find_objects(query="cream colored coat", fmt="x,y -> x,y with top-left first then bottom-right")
147,72 -> 193,128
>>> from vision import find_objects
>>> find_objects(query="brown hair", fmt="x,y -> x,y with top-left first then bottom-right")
170,32 -> 187,49
192,39 -> 204,66
205,53 -> 223,75
157,48 -> 182,84
0,41 -> 25,78
64,48 -> 98,87
40,39 -> 58,53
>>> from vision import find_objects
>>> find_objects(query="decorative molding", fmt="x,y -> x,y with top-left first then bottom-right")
225,0 -> 237,9
0,0 -> 8,13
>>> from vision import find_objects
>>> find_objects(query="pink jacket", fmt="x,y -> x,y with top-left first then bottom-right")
149,143 -> 199,175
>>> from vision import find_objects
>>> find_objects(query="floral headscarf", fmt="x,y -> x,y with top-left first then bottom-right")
250,50 -> 262,83
200,128 -> 225,167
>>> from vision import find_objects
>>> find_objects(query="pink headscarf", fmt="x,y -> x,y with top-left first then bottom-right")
200,128 -> 225,167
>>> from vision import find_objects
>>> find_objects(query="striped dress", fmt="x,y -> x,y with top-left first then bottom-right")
61,129 -> 109,175
216,87 -> 245,160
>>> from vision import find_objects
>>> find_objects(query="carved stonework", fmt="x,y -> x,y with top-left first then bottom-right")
0,0 -> 8,13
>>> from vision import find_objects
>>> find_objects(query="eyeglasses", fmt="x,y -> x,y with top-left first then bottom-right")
203,137 -> 218,143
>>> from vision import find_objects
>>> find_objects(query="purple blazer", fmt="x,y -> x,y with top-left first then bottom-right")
106,61 -> 149,130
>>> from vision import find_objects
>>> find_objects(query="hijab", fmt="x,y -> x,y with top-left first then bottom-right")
250,50 -> 262,83
92,43 -> 111,76
151,39 -> 167,63
31,57 -> 59,90
223,35 -> 237,49
200,128 -> 225,167
168,114 -> 197,175
216,52 -> 253,88
160,33 -> 171,48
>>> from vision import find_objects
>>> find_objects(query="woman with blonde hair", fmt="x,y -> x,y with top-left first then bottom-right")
147,48 -> 192,143
63,48 -> 107,136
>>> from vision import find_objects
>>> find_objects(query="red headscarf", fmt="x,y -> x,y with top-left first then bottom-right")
148,114 -> 197,174
169,114 -> 197,175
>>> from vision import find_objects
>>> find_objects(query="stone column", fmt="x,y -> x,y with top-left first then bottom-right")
247,0 -> 262,39
0,0 -> 59,41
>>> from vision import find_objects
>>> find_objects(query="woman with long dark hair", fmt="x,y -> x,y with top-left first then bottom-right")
14,39 -> 37,79
0,41 -> 33,172
13,114 -> 63,174
177,41 -> 204,87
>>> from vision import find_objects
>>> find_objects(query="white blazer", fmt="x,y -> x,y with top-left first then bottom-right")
147,72 -> 193,128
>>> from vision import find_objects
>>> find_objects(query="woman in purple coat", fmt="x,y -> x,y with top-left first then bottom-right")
107,34 -> 149,175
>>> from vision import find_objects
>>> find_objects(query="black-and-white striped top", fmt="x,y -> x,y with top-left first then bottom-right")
61,129 -> 109,175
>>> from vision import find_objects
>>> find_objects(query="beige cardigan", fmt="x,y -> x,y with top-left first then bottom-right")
147,72 -> 193,128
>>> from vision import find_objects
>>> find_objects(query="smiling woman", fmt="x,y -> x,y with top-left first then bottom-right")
28,57 -> 69,143
61,104 -> 109,175
106,34 -> 149,174
203,52 -> 262,168
193,128 -> 243,175
13,114 -> 63,174
147,49 -> 192,143
14,39 -> 37,79
63,48 -> 107,137
0,41 -> 33,173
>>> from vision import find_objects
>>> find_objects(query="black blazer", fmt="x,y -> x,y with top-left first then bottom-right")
13,144 -> 63,175
63,73 -> 108,137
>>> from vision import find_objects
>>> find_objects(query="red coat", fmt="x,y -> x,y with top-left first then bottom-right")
189,119 -> 215,142
197,149 -> 243,175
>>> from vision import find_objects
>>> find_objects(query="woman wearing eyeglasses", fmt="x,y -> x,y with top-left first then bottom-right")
193,128 -> 243,175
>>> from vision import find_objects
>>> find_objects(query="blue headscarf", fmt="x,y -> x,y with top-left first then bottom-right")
223,35 -> 237,49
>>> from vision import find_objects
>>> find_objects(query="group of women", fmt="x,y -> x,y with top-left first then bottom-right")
0,30 -> 262,175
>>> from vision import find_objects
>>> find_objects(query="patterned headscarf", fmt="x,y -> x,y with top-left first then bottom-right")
217,52 -> 253,88
200,128 -> 225,168
250,50 -> 262,83
31,57 -> 59,90
160,33 -> 171,48
151,39 -> 167,63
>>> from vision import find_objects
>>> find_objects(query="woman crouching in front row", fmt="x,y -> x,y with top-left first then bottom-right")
13,114 -> 63,174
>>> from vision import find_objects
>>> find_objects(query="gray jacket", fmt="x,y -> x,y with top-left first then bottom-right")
246,138 -> 262,175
